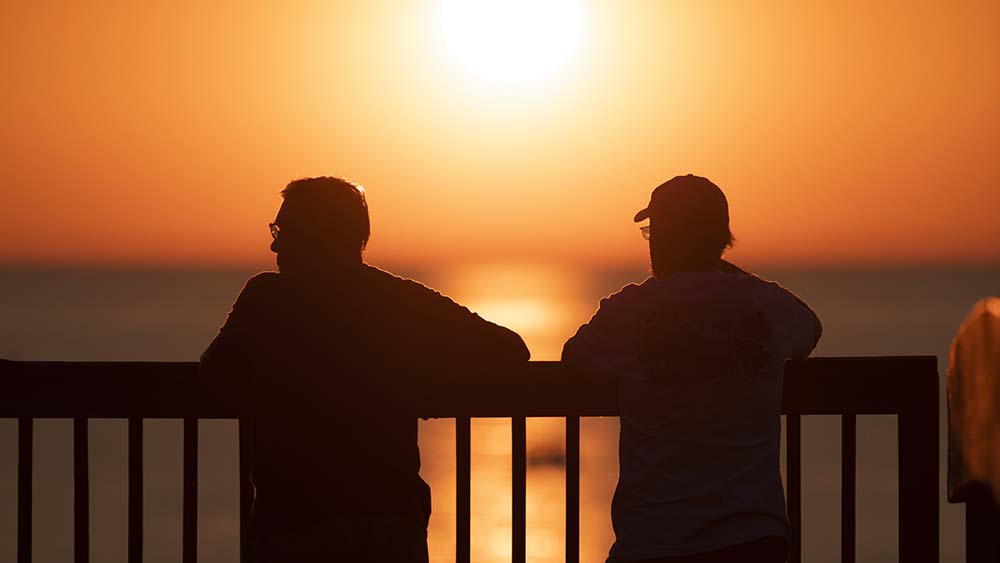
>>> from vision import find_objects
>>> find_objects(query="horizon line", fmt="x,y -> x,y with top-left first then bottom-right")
3,257 -> 1000,273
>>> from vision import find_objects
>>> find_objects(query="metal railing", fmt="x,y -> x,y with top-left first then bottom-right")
0,356 -> 939,563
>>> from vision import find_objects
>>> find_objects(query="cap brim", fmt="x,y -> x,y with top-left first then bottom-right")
633,208 -> 650,222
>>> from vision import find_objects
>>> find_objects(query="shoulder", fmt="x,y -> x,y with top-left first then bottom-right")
245,271 -> 280,286
228,272 -> 282,312
362,264 -> 437,294
742,273 -> 801,303
240,271 -> 281,296
593,280 -> 650,316
608,280 -> 648,302
362,264 -> 464,308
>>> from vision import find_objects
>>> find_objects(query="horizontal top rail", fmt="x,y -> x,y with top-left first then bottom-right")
0,356 -> 937,418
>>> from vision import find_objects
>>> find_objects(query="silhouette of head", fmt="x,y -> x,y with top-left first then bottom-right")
634,174 -> 734,277
271,177 -> 371,275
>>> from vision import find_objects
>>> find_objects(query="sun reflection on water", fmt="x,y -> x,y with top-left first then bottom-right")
418,263 -> 619,563
437,262 -> 591,360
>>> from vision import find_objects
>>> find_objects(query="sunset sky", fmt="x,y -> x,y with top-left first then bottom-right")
2,1 -> 997,269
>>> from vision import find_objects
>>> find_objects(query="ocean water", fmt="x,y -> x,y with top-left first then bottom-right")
0,264 -> 997,563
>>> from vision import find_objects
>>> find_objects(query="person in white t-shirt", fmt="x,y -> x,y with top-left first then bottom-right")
562,174 -> 822,563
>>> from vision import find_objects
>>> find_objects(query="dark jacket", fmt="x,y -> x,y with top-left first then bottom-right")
201,265 -> 529,560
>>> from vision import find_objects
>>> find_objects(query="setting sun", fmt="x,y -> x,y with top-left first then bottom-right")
440,0 -> 583,83
1,3 -> 999,563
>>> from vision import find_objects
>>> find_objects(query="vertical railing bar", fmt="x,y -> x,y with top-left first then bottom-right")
898,408 -> 939,562
17,417 -> 32,563
128,418 -> 143,563
965,486 -> 999,563
787,414 -> 802,563
842,414 -> 856,563
512,416 -> 527,563
565,416 -> 580,563
456,416 -> 471,563
183,418 -> 198,563
74,417 -> 90,563
239,419 -> 252,563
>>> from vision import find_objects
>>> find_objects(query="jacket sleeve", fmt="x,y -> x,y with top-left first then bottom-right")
379,283 -> 530,407
199,273 -> 276,402
407,283 -> 530,367
759,280 -> 823,361
561,294 -> 631,382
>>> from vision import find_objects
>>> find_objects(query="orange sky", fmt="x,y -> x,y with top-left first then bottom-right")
1,1 -> 998,269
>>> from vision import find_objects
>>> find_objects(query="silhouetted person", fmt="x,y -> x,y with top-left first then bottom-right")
201,177 -> 529,562
562,175 -> 821,563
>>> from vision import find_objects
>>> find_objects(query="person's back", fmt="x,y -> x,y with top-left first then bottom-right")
201,177 -> 529,562
562,175 -> 821,562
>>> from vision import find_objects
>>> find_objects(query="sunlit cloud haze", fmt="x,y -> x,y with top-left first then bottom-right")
1,1 -> 997,268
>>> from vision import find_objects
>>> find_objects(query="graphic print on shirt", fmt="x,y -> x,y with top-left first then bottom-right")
638,299 -> 773,384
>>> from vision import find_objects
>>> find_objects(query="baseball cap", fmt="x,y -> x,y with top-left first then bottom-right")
634,174 -> 729,229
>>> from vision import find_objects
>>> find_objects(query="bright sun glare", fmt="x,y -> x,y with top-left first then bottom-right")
440,0 -> 583,83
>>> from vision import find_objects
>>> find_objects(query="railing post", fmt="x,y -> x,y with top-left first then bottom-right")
239,418 -> 251,563
183,418 -> 198,563
841,415 -> 856,563
456,416 -> 471,563
18,417 -> 32,563
966,484 -> 1000,563
128,418 -> 143,563
512,416 -> 526,563
74,417 -> 90,563
897,367 -> 939,563
565,415 -> 580,563
786,414 -> 801,563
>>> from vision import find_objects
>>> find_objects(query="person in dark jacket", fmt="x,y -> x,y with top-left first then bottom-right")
201,176 -> 529,562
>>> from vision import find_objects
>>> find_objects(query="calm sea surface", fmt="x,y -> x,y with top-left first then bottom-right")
1,265 -> 997,563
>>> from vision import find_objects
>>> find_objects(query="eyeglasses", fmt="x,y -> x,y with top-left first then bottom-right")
640,225 -> 651,240
269,223 -> 280,240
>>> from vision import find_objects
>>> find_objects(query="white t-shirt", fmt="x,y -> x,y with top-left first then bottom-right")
562,268 -> 822,561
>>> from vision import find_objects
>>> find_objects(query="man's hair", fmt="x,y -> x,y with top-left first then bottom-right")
280,176 -> 371,250
649,220 -> 735,277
